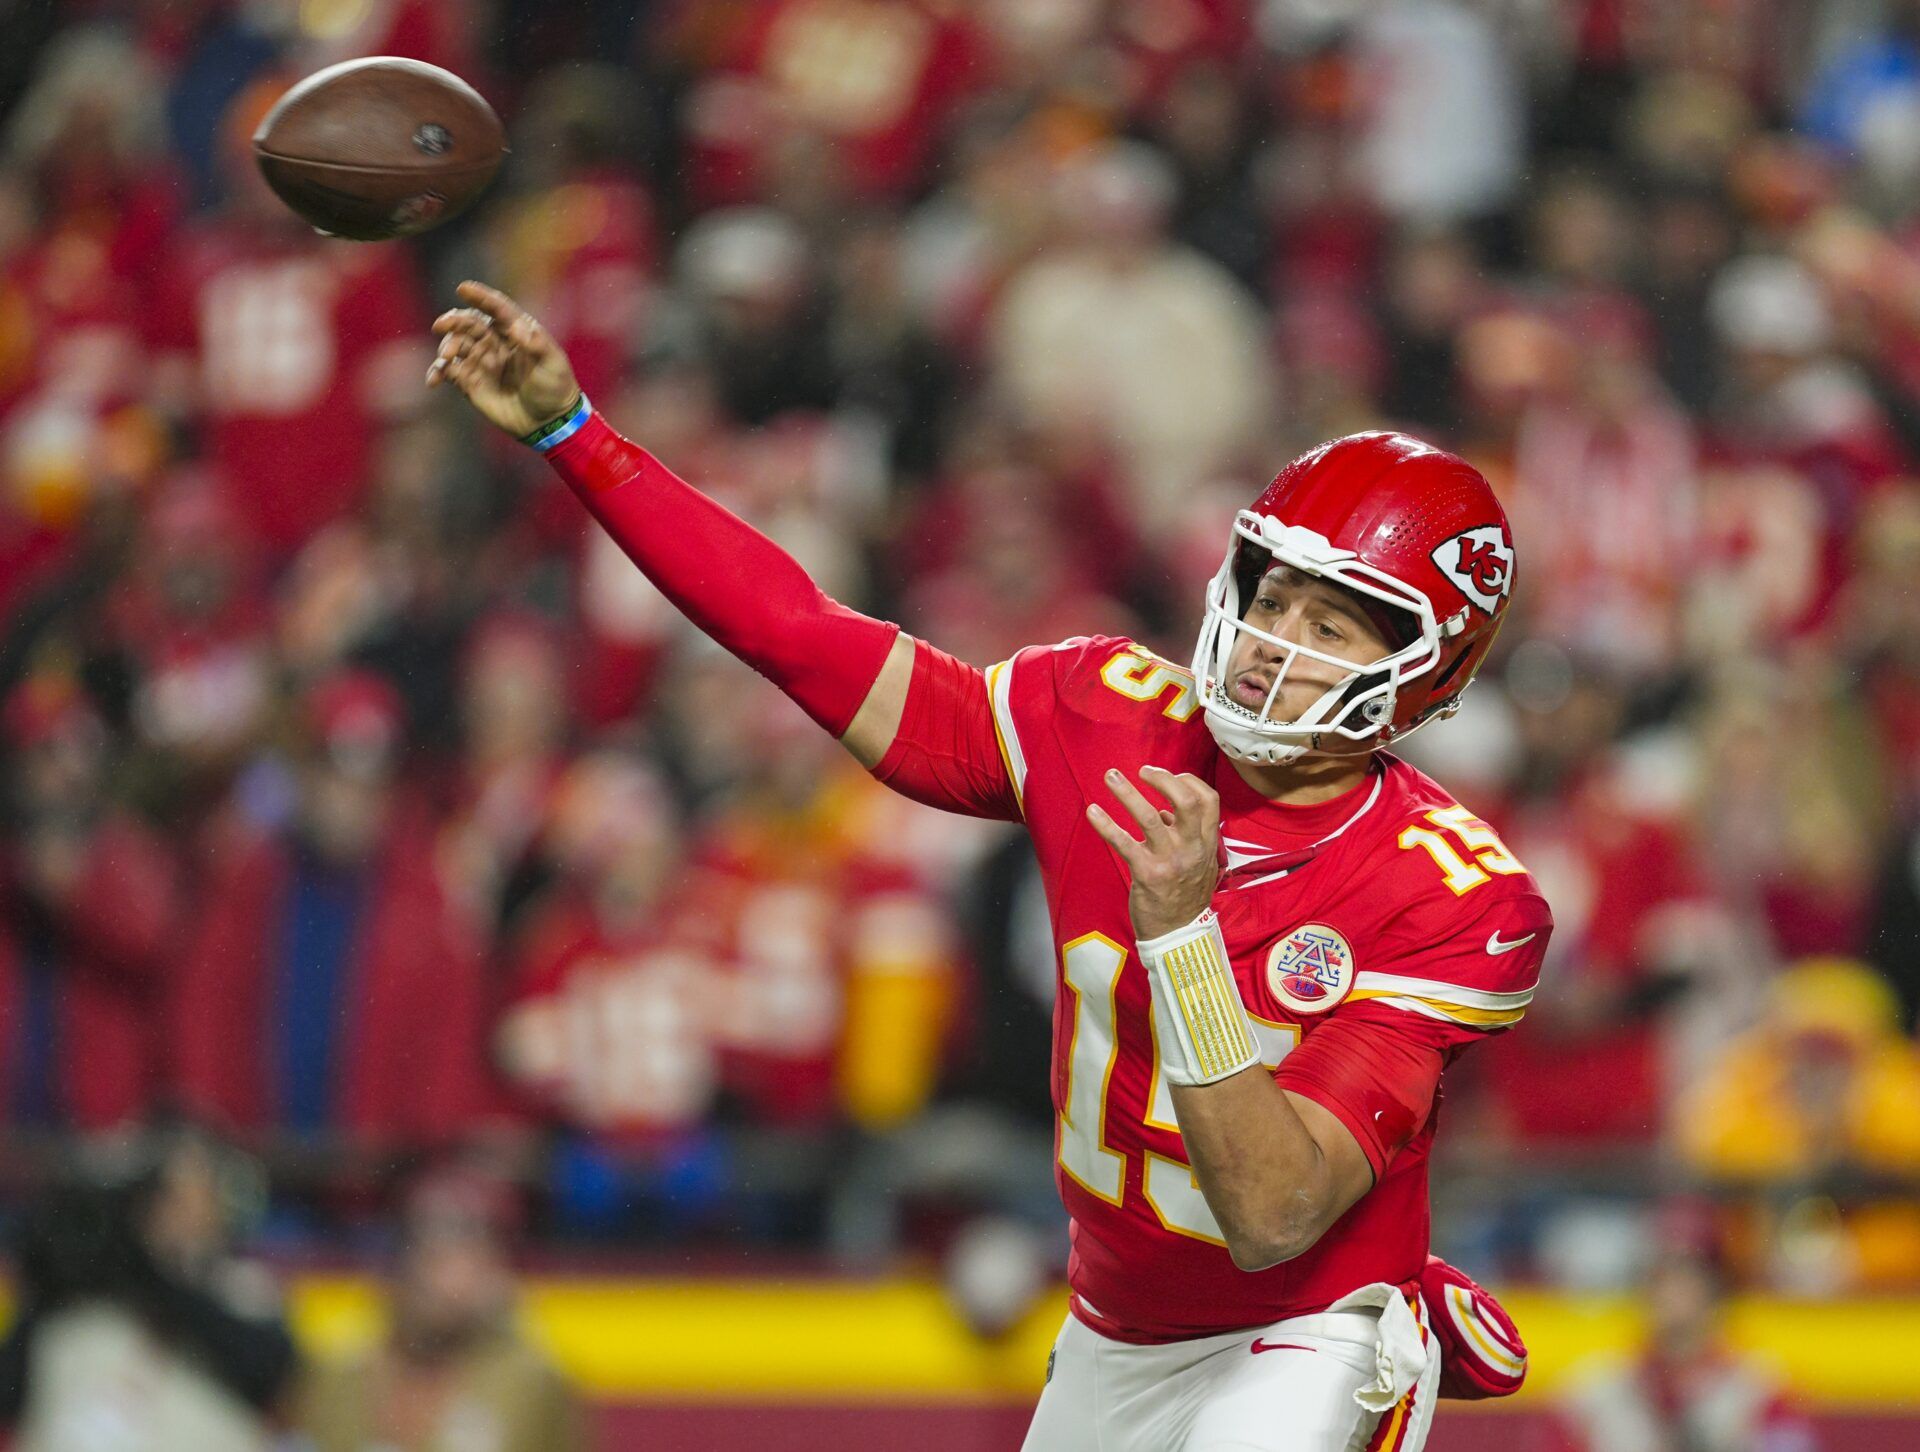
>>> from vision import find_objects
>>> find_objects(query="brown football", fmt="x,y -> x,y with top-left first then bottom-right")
252,57 -> 506,241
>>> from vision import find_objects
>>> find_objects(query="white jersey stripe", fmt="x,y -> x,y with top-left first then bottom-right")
987,657 -> 1029,811
1351,971 -> 1536,1010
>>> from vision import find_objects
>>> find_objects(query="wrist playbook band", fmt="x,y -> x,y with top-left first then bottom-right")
523,391 -> 591,453
1138,910 -> 1260,1087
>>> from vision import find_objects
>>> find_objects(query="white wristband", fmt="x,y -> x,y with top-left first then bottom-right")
1137,910 -> 1259,1087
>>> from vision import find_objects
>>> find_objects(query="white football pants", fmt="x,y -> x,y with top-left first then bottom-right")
1019,1284 -> 1437,1452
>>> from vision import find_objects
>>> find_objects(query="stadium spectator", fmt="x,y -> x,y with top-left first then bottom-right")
897,455 -> 1141,666
0,28 -> 174,618
670,205 -> 837,426
108,474 -> 273,831
496,749 -> 716,1145
682,695 -> 961,1135
1350,0 -> 1523,224
146,80 -> 430,558
1549,1220 -> 1818,1452
0,674 -> 178,1132
295,1165 -> 584,1452
674,0 -> 989,208
1678,957 -> 1920,1289
275,409 -> 493,756
1504,303 -> 1698,676
172,670 -> 494,1151
0,1127 -> 297,1451
435,609 -> 573,931
1483,680 -> 1721,1145
486,63 -> 658,409
987,139 -> 1273,533
822,210 -> 958,483
1372,227 -> 1486,439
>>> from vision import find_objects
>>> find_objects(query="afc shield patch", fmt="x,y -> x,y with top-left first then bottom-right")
1431,526 -> 1515,615
1265,924 -> 1355,1015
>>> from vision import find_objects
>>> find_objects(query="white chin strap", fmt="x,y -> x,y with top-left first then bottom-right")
1204,709 -> 1320,766
1191,515 -> 1445,766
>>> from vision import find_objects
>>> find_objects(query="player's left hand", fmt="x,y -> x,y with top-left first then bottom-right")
1086,766 -> 1221,940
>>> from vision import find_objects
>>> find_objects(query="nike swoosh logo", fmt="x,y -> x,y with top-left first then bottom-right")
1485,931 -> 1536,955
1250,1339 -> 1316,1355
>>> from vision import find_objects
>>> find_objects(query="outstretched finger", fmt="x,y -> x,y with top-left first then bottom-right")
1105,769 -> 1173,843
1084,803 -> 1145,871
455,279 -> 525,325
432,307 -> 493,339
456,281 -> 553,357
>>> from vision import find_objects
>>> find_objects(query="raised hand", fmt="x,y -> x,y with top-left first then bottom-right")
426,280 -> 580,438
1085,766 -> 1222,939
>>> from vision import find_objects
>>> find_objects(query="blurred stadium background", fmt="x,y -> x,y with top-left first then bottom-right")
1,0 -> 1920,1448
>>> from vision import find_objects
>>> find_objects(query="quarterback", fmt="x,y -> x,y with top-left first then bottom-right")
430,282 -> 1547,1451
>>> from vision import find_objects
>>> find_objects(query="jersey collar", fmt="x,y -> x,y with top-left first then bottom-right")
1213,753 -> 1390,841
1211,756 -> 1390,889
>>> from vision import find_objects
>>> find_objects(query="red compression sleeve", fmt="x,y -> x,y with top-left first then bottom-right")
546,409 -> 898,737
872,641 -> 1022,822
1275,1003 -> 1449,1177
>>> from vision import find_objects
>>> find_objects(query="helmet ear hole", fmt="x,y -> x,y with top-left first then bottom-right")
1428,643 -> 1475,697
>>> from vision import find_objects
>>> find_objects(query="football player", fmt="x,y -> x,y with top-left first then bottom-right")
430,282 -> 1550,1451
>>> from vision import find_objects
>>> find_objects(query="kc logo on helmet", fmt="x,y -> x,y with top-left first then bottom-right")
1266,924 -> 1355,1015
1431,527 -> 1515,614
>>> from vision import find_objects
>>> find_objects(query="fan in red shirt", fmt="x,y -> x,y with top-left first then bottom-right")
146,80 -> 429,560
497,751 -> 721,1146
429,283 -> 1548,1451
173,671 -> 494,1152
674,0 -> 989,207
678,701 -> 963,1134
0,675 -> 179,1132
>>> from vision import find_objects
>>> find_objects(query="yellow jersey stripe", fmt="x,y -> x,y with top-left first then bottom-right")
1347,990 -> 1527,1028
1447,1285 -> 1527,1376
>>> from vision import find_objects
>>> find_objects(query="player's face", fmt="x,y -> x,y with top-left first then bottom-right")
1225,567 -> 1393,722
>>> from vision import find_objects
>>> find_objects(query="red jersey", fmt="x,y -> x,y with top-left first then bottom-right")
965,637 -> 1552,1341
680,0 -> 988,204
499,887 -> 726,1143
148,227 -> 427,554
682,774 -> 960,1132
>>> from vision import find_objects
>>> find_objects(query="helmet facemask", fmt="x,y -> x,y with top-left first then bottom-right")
1191,512 -> 1444,766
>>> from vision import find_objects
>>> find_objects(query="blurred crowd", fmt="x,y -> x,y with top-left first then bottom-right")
2,0 -> 1920,1311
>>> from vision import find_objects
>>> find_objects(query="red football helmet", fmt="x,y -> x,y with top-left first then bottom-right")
1191,432 -> 1515,765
